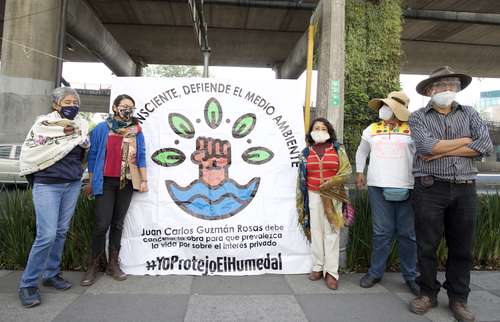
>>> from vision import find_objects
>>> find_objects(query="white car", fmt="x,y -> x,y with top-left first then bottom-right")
0,144 -> 26,185
0,144 -> 89,185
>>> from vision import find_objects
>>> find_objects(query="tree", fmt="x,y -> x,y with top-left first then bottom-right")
142,65 -> 202,77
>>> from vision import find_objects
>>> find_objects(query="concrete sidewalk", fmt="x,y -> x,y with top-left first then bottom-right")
1,270 -> 499,322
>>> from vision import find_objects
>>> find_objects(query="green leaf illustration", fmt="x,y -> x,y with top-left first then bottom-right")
151,148 -> 186,167
168,113 -> 195,139
242,147 -> 274,165
204,98 -> 222,129
232,113 -> 256,138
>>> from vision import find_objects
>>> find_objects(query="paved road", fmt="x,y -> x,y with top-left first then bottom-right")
477,174 -> 500,194
1,270 -> 499,322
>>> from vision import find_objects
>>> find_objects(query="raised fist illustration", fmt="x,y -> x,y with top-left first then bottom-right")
191,136 -> 231,187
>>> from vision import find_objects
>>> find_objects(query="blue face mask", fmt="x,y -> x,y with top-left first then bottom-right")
59,106 -> 79,120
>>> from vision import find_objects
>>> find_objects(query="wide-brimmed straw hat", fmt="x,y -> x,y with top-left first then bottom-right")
416,66 -> 472,96
368,90 -> 410,122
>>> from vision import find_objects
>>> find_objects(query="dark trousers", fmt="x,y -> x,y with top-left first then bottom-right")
91,177 -> 133,257
412,179 -> 477,302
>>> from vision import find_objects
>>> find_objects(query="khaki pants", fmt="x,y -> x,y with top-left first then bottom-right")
309,190 -> 340,279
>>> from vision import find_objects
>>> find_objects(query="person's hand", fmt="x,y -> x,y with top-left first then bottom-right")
139,181 -> 148,192
355,173 -> 365,190
462,137 -> 473,145
64,125 -> 75,136
83,183 -> 92,197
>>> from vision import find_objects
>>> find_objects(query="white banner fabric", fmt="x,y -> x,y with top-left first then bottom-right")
110,77 -> 312,275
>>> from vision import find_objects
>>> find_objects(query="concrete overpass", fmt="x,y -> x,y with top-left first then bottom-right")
3,0 -> 500,76
77,88 -> 110,113
3,0 -> 500,143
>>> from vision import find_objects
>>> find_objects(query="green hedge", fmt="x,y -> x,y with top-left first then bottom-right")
346,190 -> 500,271
344,0 -> 402,161
1,188 -> 499,271
0,188 -> 94,271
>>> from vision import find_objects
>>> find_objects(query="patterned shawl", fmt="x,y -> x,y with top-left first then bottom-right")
296,143 -> 352,241
20,111 -> 89,176
106,115 -> 141,190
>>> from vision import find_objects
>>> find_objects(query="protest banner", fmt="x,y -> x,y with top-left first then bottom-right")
111,77 -> 311,275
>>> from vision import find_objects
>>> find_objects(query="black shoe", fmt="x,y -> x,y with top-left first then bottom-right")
406,280 -> 420,296
359,274 -> 381,288
42,274 -> 72,290
19,287 -> 41,308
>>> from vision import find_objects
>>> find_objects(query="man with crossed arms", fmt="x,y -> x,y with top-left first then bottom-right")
408,66 -> 493,322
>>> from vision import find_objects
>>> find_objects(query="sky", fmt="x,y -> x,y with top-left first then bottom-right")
62,62 -> 500,114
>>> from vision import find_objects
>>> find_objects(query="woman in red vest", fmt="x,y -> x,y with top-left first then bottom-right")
297,117 -> 352,290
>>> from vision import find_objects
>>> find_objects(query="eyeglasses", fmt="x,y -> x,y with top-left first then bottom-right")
429,80 -> 460,92
117,106 -> 136,114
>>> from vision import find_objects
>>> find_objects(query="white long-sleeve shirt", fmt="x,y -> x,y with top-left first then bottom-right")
355,121 -> 416,189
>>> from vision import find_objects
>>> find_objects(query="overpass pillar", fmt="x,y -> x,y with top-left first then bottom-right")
0,0 -> 63,143
316,0 -> 345,143
315,0 -> 349,269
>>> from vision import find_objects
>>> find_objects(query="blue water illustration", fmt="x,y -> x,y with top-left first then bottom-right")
166,178 -> 260,220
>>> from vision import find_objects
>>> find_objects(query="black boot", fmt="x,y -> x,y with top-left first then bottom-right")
80,253 -> 102,286
107,248 -> 127,281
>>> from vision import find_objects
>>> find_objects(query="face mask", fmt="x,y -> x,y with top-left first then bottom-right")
310,130 -> 330,143
432,91 -> 456,107
59,106 -> 79,120
378,104 -> 394,121
117,108 -> 133,120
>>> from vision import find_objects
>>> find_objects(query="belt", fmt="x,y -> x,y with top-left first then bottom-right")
433,177 -> 475,185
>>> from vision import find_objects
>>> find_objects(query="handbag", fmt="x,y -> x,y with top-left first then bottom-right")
342,202 -> 355,226
382,187 -> 409,201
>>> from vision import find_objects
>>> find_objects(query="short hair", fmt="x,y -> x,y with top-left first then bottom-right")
305,117 -> 337,146
51,87 -> 80,105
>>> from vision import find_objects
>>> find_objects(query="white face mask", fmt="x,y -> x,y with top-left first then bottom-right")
432,91 -> 456,107
310,130 -> 330,143
378,104 -> 394,120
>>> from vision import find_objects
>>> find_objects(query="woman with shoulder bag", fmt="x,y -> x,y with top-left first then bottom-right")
81,94 -> 148,286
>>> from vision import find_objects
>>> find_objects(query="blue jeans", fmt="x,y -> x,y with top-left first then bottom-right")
19,181 -> 81,288
367,186 -> 417,281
